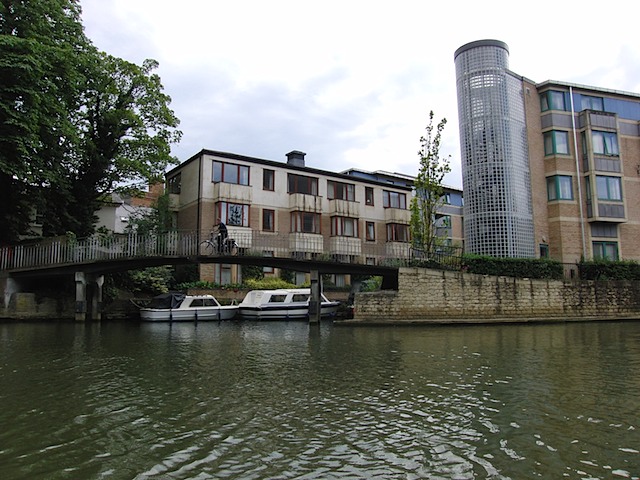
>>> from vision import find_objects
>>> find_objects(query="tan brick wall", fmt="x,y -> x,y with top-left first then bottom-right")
350,267 -> 640,324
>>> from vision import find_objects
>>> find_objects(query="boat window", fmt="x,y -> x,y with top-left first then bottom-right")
268,295 -> 287,303
291,294 -> 309,303
203,298 -> 217,307
190,299 -> 204,307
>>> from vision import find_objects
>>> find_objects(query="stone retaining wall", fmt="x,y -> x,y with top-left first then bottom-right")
347,267 -> 640,324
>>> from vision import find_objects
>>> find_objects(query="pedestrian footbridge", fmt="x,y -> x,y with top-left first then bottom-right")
0,230 -> 461,320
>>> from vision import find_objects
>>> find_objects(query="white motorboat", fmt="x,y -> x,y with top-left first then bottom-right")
139,293 -> 238,321
238,288 -> 340,320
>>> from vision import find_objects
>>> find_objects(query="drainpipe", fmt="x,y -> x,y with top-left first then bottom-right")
569,86 -> 587,259
197,153 -> 203,240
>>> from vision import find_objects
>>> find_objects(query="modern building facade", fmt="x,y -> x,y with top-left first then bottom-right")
455,40 -> 535,258
455,39 -> 640,264
165,149 -> 463,285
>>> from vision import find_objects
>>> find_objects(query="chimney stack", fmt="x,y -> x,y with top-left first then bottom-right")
286,150 -> 306,167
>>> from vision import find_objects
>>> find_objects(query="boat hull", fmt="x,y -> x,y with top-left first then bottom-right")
238,303 -> 340,320
140,306 -> 238,322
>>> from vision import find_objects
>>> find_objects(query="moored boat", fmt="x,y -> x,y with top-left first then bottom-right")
238,288 -> 340,320
139,292 -> 238,321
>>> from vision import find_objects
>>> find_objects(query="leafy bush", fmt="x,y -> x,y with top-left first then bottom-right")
578,259 -> 640,280
176,280 -> 243,291
243,277 -> 297,290
241,263 -> 264,281
462,255 -> 564,280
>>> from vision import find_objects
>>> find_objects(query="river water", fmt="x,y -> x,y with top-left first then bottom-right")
0,320 -> 638,480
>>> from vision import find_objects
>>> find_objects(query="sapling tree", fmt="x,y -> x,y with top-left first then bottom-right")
410,111 -> 451,256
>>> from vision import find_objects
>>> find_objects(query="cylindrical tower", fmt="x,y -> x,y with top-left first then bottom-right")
454,40 -> 535,258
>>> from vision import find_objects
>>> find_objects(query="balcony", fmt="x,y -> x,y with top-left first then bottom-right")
168,193 -> 180,211
213,182 -> 253,203
385,241 -> 411,259
384,207 -> 411,224
288,232 -> 324,254
586,201 -> 626,223
328,199 -> 360,217
289,193 -> 323,213
329,236 -> 362,257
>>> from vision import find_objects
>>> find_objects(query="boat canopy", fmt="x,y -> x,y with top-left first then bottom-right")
147,293 -> 185,309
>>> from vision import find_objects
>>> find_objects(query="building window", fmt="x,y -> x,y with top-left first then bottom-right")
593,241 -> 618,260
596,176 -> 622,201
263,169 -> 274,191
167,173 -> 181,194
262,209 -> 274,231
382,190 -> 407,209
213,161 -> 249,185
547,176 -> 573,201
288,173 -> 318,195
291,211 -> 320,233
581,95 -> 604,112
217,202 -> 249,226
263,251 -> 274,274
365,187 -> 374,205
327,180 -> 355,201
437,215 -> 452,228
591,222 -> 618,238
539,244 -> 549,258
386,223 -> 410,242
591,131 -> 619,156
540,90 -> 566,111
365,221 -> 375,241
331,217 -> 358,237
544,130 -> 569,155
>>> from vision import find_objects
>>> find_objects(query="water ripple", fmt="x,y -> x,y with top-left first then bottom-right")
1,321 -> 639,479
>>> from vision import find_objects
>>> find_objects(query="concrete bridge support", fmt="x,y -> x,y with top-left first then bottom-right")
75,272 -> 105,321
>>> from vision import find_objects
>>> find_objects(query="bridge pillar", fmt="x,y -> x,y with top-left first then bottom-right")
75,272 -> 87,321
90,275 -> 104,321
309,270 -> 321,324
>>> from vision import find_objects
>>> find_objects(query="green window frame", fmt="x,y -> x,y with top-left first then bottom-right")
544,130 -> 569,155
591,131 -> 619,156
540,90 -> 566,111
592,241 -> 618,260
596,176 -> 622,201
546,175 -> 573,201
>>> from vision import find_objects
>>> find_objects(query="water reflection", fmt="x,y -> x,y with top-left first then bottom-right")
0,321 -> 638,479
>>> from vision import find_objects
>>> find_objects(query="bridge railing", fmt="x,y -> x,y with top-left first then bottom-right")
0,230 -> 463,272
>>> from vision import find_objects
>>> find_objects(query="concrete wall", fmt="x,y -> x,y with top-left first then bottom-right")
348,267 -> 640,324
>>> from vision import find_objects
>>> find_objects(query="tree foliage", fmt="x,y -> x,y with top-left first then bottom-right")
0,0 -> 181,243
410,111 -> 451,255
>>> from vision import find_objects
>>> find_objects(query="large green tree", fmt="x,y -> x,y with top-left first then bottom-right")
0,0 -> 89,242
0,0 -> 181,243
410,111 -> 451,256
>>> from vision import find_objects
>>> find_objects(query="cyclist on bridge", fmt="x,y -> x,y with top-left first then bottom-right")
216,222 -> 228,253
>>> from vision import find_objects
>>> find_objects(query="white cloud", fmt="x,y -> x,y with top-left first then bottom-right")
80,0 -> 640,190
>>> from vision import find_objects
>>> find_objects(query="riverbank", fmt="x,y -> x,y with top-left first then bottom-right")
340,267 -> 640,325
4,267 -> 640,324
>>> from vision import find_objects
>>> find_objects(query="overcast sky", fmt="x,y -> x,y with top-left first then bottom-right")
79,0 -> 640,188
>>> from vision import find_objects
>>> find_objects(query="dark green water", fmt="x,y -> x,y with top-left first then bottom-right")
0,320 -> 639,479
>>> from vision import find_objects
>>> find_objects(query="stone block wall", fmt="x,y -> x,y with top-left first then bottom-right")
350,267 -> 640,324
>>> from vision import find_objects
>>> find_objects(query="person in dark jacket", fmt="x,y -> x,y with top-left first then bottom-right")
216,222 -> 228,252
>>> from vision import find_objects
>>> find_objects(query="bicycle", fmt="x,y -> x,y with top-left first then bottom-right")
199,231 -> 238,256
